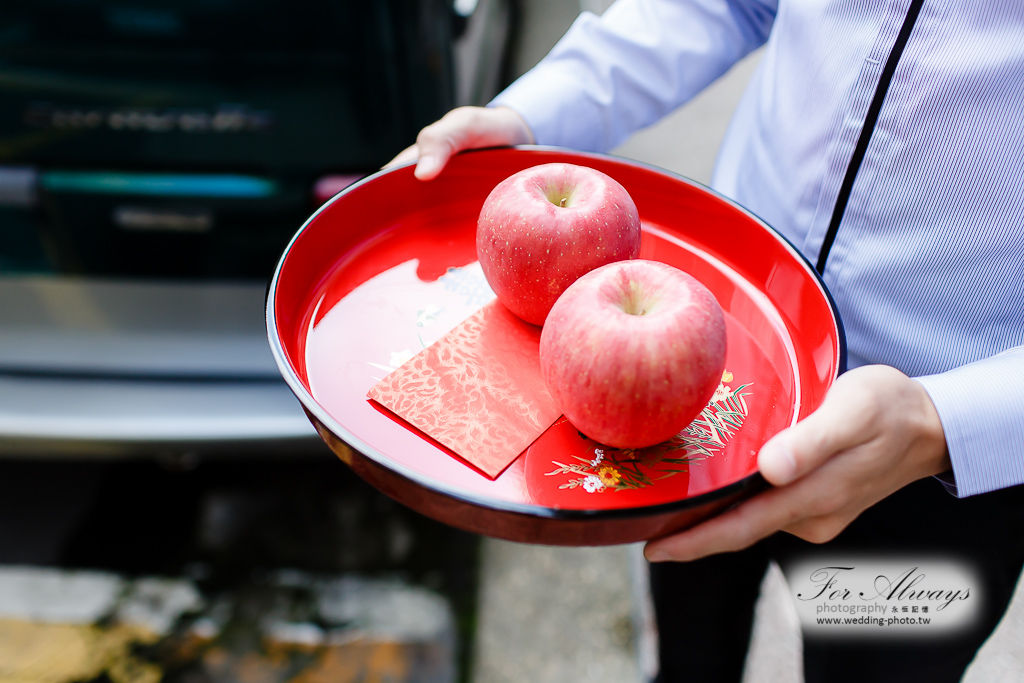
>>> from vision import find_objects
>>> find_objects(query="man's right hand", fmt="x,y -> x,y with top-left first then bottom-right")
385,106 -> 535,181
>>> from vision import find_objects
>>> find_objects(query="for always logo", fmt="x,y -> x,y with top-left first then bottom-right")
786,556 -> 980,640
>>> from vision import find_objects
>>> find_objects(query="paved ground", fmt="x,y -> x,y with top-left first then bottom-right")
472,542 -> 642,683
471,3 -> 1024,682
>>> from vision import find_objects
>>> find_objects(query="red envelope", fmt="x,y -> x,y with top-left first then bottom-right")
368,300 -> 561,478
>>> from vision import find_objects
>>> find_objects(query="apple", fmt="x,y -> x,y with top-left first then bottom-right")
539,259 -> 727,449
477,162 -> 641,325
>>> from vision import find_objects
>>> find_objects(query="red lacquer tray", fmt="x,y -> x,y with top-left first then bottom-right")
267,147 -> 846,546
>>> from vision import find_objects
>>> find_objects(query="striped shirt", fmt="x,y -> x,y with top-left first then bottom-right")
492,0 -> 1024,497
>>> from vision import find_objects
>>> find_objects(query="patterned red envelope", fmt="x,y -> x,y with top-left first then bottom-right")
368,300 -> 561,478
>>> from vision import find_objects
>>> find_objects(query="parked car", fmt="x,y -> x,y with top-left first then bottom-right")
0,0 -> 514,457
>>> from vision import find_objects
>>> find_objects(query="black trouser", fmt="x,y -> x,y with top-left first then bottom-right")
651,478 -> 1024,683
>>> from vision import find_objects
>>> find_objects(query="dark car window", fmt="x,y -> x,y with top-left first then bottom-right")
0,0 -> 456,278
0,1 -> 452,173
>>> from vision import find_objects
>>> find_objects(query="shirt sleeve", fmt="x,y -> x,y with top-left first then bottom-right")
915,345 -> 1024,498
490,0 -> 777,152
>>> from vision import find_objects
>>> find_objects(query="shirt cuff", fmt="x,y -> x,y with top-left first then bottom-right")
915,345 -> 1024,498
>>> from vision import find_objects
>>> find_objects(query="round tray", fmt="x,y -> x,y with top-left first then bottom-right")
267,147 -> 846,546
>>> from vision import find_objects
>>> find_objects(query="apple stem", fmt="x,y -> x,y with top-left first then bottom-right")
559,197 -> 567,207
623,280 -> 653,316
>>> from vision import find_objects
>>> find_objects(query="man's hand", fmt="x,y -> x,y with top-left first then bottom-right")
644,365 -> 951,562
385,106 -> 534,180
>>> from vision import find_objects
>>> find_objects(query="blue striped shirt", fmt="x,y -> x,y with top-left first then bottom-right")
492,0 -> 1024,497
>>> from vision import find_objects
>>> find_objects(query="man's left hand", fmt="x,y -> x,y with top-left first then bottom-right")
644,364 -> 951,562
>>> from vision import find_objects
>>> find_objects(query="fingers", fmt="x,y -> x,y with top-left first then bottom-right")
644,457 -> 863,562
382,106 -> 535,181
758,425 -> 848,488
644,485 -> 799,561
384,144 -> 421,170
414,106 -> 533,180
783,512 -> 856,545
758,369 -> 882,486
756,433 -> 799,486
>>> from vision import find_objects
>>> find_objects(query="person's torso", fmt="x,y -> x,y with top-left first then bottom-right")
713,0 -> 1024,374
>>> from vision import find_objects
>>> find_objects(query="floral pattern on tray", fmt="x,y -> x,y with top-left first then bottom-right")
546,371 -> 752,493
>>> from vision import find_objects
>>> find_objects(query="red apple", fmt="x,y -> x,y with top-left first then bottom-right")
539,259 -> 727,449
477,162 -> 641,325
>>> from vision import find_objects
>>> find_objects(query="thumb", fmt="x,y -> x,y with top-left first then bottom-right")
758,381 -> 868,486
757,429 -> 806,487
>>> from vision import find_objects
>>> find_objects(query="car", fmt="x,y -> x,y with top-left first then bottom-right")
0,0 -> 515,458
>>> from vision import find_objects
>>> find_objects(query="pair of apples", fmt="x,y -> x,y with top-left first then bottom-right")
476,162 -> 727,449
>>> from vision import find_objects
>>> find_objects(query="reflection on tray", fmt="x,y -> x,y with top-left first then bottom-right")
546,372 -> 752,494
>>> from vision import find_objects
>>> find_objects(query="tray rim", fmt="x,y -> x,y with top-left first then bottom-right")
266,145 -> 848,523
